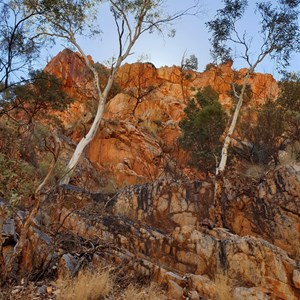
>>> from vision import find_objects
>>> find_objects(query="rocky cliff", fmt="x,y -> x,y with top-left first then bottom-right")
1,49 -> 299,300
45,49 -> 279,188
2,164 -> 299,299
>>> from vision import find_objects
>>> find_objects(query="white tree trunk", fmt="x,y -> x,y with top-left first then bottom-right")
214,69 -> 253,227
216,71 -> 252,175
39,0 -> 199,186
213,50 -> 271,226
59,37 -> 133,185
59,60 -> 108,185
59,95 -> 105,185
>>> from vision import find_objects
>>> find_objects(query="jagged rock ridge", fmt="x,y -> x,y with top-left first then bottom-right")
45,49 -> 279,188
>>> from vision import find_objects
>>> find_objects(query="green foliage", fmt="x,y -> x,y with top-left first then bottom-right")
194,86 -> 219,107
277,72 -> 300,141
26,0 -> 99,37
206,0 -> 248,62
179,86 -> 227,171
16,70 -> 73,110
0,68 -> 73,203
0,120 -> 63,204
257,1 -> 300,67
1,70 -> 73,126
278,72 -> 300,111
0,118 -> 19,157
182,54 -> 198,71
110,0 -> 165,28
0,0 -> 41,91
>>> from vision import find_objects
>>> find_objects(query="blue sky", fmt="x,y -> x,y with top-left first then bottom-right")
43,0 -> 300,78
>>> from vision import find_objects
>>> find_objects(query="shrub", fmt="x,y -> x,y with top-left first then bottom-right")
277,72 -> 300,142
243,164 -> 267,182
279,141 -> 300,165
0,121 -> 62,204
182,54 -> 198,71
179,86 -> 227,171
238,73 -> 300,167
0,70 -> 74,203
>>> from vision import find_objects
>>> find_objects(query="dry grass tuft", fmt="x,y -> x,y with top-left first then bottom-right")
279,141 -> 300,165
243,164 -> 266,182
214,274 -> 232,300
57,268 -> 113,300
123,283 -> 166,300
56,264 -> 167,300
140,120 -> 161,137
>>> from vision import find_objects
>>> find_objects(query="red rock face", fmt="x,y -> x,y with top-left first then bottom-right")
45,49 -> 279,187
44,49 -> 97,132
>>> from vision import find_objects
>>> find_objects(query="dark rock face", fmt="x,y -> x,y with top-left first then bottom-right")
1,166 -> 299,299
224,165 -> 300,260
110,165 -> 300,260
111,179 -> 215,231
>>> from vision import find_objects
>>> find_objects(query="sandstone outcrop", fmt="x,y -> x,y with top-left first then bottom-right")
108,163 -> 300,262
1,50 -> 298,300
2,162 -> 299,299
44,49 -> 97,132
45,49 -> 279,187
224,164 -> 300,260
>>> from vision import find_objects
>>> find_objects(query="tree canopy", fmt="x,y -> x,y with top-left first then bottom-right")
0,0 -> 43,92
179,86 -> 227,172
207,0 -> 300,69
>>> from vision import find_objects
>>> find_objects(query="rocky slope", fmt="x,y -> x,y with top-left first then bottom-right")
2,164 -> 299,299
1,49 -> 299,299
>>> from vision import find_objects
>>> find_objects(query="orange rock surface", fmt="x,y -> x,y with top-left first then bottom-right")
45,49 -> 279,186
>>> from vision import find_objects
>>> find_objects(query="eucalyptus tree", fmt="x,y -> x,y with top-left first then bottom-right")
0,0 -> 45,93
182,53 -> 198,71
206,0 -> 300,227
26,0 -> 200,184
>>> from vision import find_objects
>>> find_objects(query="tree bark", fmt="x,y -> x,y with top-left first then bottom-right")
213,70 -> 253,227
59,39 -> 112,185
212,46 -> 272,227
59,29 -> 137,185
